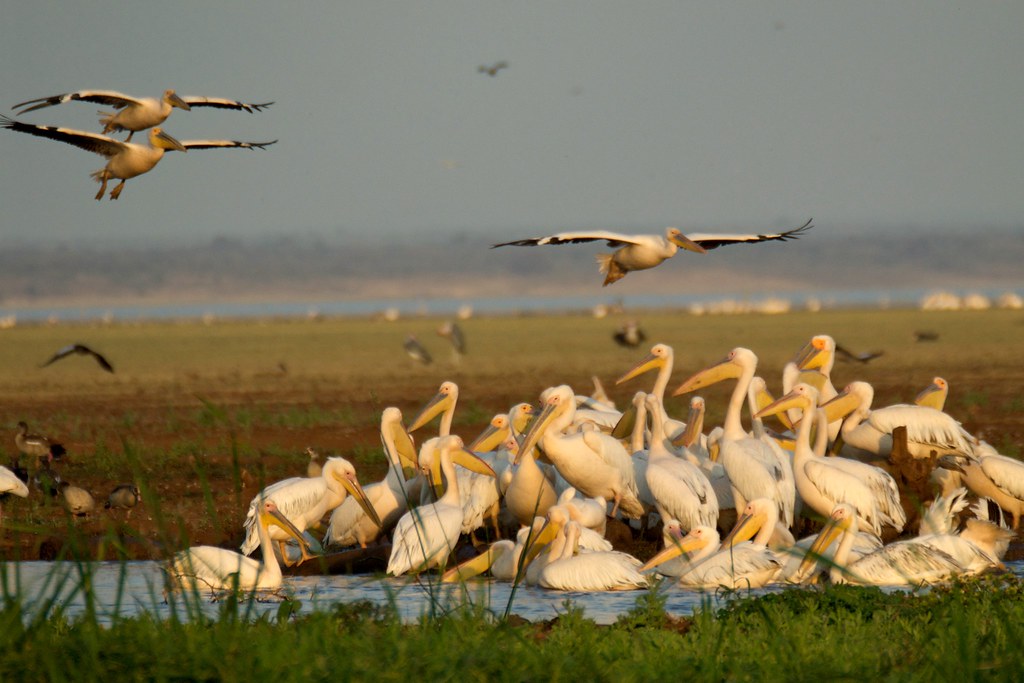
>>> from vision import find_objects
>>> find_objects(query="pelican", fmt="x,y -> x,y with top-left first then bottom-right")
323,408 -> 418,548
170,500 -> 309,592
822,381 -> 977,460
797,504 -> 966,586
419,436 -> 504,539
0,465 -> 29,525
520,385 -> 644,518
408,381 -> 459,436
674,348 -> 795,527
756,384 -> 906,535
939,443 -> 1024,528
13,89 -> 272,141
1,116 -> 276,200
793,334 -> 842,439
441,518 -> 547,583
909,488 -> 1011,574
557,487 -> 608,537
492,219 -> 811,286
535,521 -> 647,591
387,435 -> 496,576
504,423 -> 559,527
241,457 -> 380,563
642,520 -> 781,589
914,377 -> 949,411
616,343 -> 688,439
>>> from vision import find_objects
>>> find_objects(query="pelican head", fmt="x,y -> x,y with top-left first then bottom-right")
325,457 -> 382,528
150,127 -> 187,152
820,381 -> 873,423
797,504 -> 856,577
260,500 -> 311,552
522,509 -> 567,567
671,396 -> 706,448
164,89 -> 192,111
381,407 -> 418,478
641,524 -> 716,572
409,381 -> 458,432
721,498 -> 774,548
424,435 -> 496,498
508,402 -> 535,436
673,347 -> 754,396
517,385 -> 573,464
441,540 -> 512,583
665,228 -> 707,254
469,414 -> 510,452
617,343 -> 672,385
755,383 -> 818,420
795,335 -> 834,371
915,377 -> 949,410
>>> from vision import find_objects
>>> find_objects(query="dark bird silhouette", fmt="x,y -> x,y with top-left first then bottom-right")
33,458 -> 63,497
15,421 -> 66,463
106,484 -> 141,518
403,335 -> 433,365
914,330 -> 940,343
437,321 -> 466,355
41,343 -> 114,373
613,320 -> 646,348
834,343 -> 884,364
478,61 -> 508,77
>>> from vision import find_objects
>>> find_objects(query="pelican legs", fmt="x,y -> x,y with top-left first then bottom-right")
94,177 -> 108,201
109,180 -> 127,200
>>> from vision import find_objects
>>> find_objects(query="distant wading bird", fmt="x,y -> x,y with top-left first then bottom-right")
1,116 -> 276,200
12,89 -> 272,141
492,219 -> 812,286
41,343 -> 114,373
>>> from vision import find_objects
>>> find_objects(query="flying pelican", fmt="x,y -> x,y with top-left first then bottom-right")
40,343 -> 114,373
797,504 -> 966,586
939,443 -> 1024,528
170,500 -> 309,592
914,377 -> 949,411
0,465 -> 30,526
241,457 -> 380,564
1,116 -> 276,200
674,348 -> 795,527
822,381 -> 977,460
387,435 -> 496,576
491,219 -> 812,286
534,521 -> 647,591
13,89 -> 272,141
323,408 -> 419,548
756,384 -> 906,535
642,520 -> 781,589
520,385 -> 644,518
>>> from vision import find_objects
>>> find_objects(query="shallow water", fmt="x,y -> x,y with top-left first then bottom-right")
4,560 -> 1023,626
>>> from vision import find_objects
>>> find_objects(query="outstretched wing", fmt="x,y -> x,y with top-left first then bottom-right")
180,139 -> 277,150
181,97 -> 273,113
493,230 -> 644,249
12,90 -> 144,113
1,116 -> 124,158
686,218 -> 813,250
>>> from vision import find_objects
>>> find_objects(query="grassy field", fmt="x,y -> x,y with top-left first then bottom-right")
0,307 -> 1022,558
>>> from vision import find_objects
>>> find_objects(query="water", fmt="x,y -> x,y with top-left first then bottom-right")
4,560 -> 1023,626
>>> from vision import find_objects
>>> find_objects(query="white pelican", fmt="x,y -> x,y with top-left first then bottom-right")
306,448 -> 323,478
939,443 -> 1024,528
643,394 -> 718,532
171,500 -> 308,592
420,439 -> 504,538
616,343 -> 687,439
504,428 -> 559,527
910,488 -> 1011,574
823,381 -> 977,460
756,384 -> 906,535
557,487 -> 608,537
241,457 -> 380,563
642,521 -> 781,589
387,435 -> 496,576
535,521 -> 647,591
520,385 -> 644,518
13,89 -> 272,141
914,377 -> 949,411
543,504 -> 612,551
1,116 -> 276,200
792,335 -> 843,439
0,465 -> 29,525
492,219 -> 812,286
674,348 -> 795,527
441,518 -> 547,583
798,504 -> 966,586
323,408 -> 418,548
408,381 -> 459,436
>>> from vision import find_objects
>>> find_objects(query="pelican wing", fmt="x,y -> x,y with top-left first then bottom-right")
180,96 -> 273,112
1,116 -> 125,158
0,465 -> 29,497
826,458 -> 906,530
850,541 -> 964,585
979,454 -> 1024,500
867,404 -> 974,452
180,139 -> 278,150
12,90 -> 144,113
539,552 -> 646,591
492,231 -> 646,249
803,460 -> 882,533
686,219 -> 813,250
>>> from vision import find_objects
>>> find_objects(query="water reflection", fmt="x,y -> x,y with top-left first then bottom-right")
3,561 -> 1023,626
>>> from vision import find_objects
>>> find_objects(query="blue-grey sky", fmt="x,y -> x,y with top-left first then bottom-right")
2,2 -> 1022,248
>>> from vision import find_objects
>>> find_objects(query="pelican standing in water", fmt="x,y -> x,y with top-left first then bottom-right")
13,89 -> 272,141
170,500 -> 310,592
241,457 -> 380,564
387,435 -> 496,576
1,116 -> 276,200
492,219 -> 811,286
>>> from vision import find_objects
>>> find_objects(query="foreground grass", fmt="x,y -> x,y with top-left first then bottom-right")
2,576 -> 1022,682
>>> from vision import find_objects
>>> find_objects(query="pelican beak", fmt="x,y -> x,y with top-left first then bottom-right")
469,421 -> 509,452
336,472 -> 382,528
752,385 -> 795,431
610,403 -> 637,440
795,338 -> 829,371
668,231 -> 708,254
263,507 -> 312,554
517,400 -> 561,465
721,509 -> 765,548
709,440 -> 721,462
522,518 -> 562,566
168,92 -> 192,111
798,369 -> 828,392
408,390 -> 454,432
640,532 -> 705,572
937,454 -> 967,474
915,382 -> 945,408
820,389 -> 860,423
754,388 -> 808,420
796,514 -> 846,577
673,356 -> 740,396
441,545 -> 499,583
428,449 -> 445,500
510,404 -> 535,436
671,410 -> 702,449
385,422 -> 419,481
452,447 -> 497,477
156,129 -> 187,152
616,352 -> 663,386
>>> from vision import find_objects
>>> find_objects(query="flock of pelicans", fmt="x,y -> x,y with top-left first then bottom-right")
163,334 -> 1023,594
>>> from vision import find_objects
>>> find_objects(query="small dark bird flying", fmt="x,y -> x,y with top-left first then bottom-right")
914,330 -> 940,343
834,343 -> 884,364
478,61 -> 508,77
41,343 -> 114,373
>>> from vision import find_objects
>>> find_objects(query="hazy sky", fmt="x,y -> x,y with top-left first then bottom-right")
2,2 -> 1022,248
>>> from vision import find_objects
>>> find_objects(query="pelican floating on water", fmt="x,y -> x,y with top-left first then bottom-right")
13,89 -> 272,141
534,521 -> 647,591
171,500 -> 309,592
642,520 -> 782,589
492,219 -> 812,286
1,116 -> 276,200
